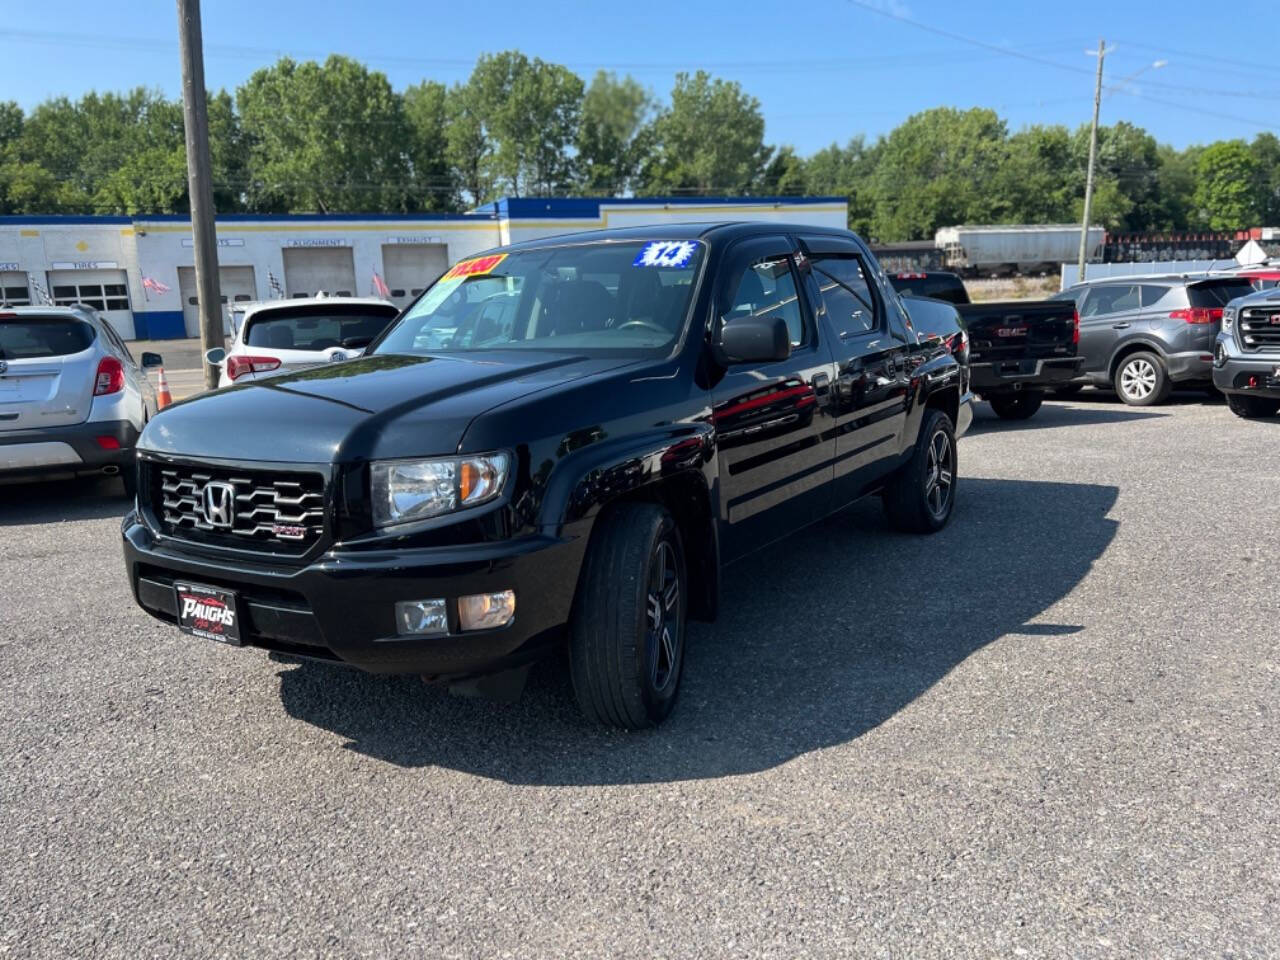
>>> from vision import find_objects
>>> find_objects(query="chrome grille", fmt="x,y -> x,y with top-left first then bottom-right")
153,463 -> 325,552
1239,307 -> 1280,352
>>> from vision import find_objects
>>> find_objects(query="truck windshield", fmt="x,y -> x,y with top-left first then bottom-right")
373,240 -> 704,357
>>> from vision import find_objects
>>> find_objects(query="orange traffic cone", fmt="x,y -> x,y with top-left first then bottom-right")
156,367 -> 173,410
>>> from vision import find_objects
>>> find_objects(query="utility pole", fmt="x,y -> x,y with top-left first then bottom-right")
1077,38 -> 1106,282
177,0 -> 223,391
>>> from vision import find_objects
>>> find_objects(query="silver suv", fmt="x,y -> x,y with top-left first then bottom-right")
1214,286 -> 1280,419
1,305 -> 161,495
1051,274 -> 1256,405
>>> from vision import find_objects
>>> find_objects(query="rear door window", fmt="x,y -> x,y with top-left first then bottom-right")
813,255 -> 880,335
0,316 -> 96,359
1189,280 -> 1256,308
245,305 -> 400,351
1081,284 -> 1140,318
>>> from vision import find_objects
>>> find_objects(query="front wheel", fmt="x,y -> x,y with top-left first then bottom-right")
988,392 -> 1044,420
1114,352 -> 1172,406
569,502 -> 687,730
1226,393 -> 1280,419
883,408 -> 957,534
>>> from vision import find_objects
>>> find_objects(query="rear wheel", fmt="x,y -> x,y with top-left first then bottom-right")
1114,351 -> 1172,406
569,503 -> 687,730
883,408 -> 957,534
1226,393 -> 1280,419
988,392 -> 1044,420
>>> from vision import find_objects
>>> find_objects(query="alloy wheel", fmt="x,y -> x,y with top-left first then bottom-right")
1120,358 -> 1157,401
924,429 -> 954,519
645,539 -> 681,693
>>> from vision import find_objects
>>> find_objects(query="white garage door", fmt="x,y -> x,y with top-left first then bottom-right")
381,244 -> 449,308
1,270 -> 30,306
283,247 -> 356,299
48,268 -> 133,339
178,266 -> 257,337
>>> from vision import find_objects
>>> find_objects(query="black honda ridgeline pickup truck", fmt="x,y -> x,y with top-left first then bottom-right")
122,224 -> 972,729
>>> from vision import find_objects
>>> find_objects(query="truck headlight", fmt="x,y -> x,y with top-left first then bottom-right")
1222,306 -> 1237,330
371,452 -> 511,528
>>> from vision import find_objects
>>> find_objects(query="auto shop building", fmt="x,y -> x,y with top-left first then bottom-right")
0,196 -> 847,340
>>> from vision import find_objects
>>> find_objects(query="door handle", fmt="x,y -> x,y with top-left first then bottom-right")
1112,322 -> 1130,329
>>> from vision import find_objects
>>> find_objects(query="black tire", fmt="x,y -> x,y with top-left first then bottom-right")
883,408 -> 957,534
1113,351 -> 1172,406
1050,382 -> 1084,398
569,502 -> 687,730
988,392 -> 1044,420
1226,393 -> 1280,419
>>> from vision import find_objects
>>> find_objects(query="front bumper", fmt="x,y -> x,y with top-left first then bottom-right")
122,513 -> 588,678
1213,341 -> 1280,398
0,419 -> 138,481
969,356 -> 1084,395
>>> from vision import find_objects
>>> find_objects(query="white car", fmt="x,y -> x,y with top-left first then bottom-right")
217,297 -> 400,388
1,304 -> 161,496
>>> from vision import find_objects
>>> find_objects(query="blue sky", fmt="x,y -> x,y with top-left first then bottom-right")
1,0 -> 1276,154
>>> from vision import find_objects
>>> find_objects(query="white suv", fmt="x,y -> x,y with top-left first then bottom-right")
1,305 -> 161,496
217,297 -> 399,388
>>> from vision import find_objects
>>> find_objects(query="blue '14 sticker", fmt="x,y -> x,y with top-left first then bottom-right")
633,240 -> 699,269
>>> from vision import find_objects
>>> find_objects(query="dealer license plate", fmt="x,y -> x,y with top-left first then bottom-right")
174,581 -> 242,645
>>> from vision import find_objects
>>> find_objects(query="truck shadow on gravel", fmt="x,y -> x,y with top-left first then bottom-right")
276,477 -> 1119,785
966,403 -> 1165,435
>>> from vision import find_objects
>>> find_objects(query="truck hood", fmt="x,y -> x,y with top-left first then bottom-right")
140,351 -> 640,463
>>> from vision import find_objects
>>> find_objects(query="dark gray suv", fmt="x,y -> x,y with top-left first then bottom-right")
1051,275 -> 1256,405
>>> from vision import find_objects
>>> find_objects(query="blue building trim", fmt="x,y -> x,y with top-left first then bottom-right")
473,196 -> 848,219
134,310 -> 185,340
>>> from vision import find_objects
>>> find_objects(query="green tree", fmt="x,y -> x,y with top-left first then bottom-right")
576,71 -> 652,195
237,56 -> 412,213
639,71 -> 771,195
1192,140 -> 1263,229
866,107 -> 1008,241
1250,133 -> 1280,225
444,82 -> 494,207
465,51 -> 583,198
1067,121 -> 1161,232
757,146 -> 807,195
1151,144 -> 1199,230
997,125 -> 1074,224
805,136 -> 879,235
403,80 -> 458,211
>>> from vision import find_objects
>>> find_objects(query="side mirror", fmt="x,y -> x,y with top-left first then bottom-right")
140,352 -> 163,369
717,316 -> 791,365
204,347 -> 227,366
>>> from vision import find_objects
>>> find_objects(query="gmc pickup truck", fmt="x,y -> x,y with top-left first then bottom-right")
890,271 -> 1081,419
122,224 -> 972,729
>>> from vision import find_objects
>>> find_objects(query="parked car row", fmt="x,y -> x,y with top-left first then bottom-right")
890,268 -> 1271,413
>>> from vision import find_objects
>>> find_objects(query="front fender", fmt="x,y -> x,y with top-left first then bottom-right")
535,423 -> 717,532
899,350 -> 964,454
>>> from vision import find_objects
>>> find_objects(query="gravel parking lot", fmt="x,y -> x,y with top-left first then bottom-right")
2,393 -> 1277,958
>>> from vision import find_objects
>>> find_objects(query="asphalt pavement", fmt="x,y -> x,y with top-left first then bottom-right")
2,392 -> 1277,958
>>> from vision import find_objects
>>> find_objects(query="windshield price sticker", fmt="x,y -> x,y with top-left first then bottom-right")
442,253 -> 508,281
633,241 -> 699,269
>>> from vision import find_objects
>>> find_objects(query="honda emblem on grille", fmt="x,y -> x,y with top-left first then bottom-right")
202,481 -> 236,529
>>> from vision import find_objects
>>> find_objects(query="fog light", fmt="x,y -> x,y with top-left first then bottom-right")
395,599 -> 448,636
457,591 -> 516,632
